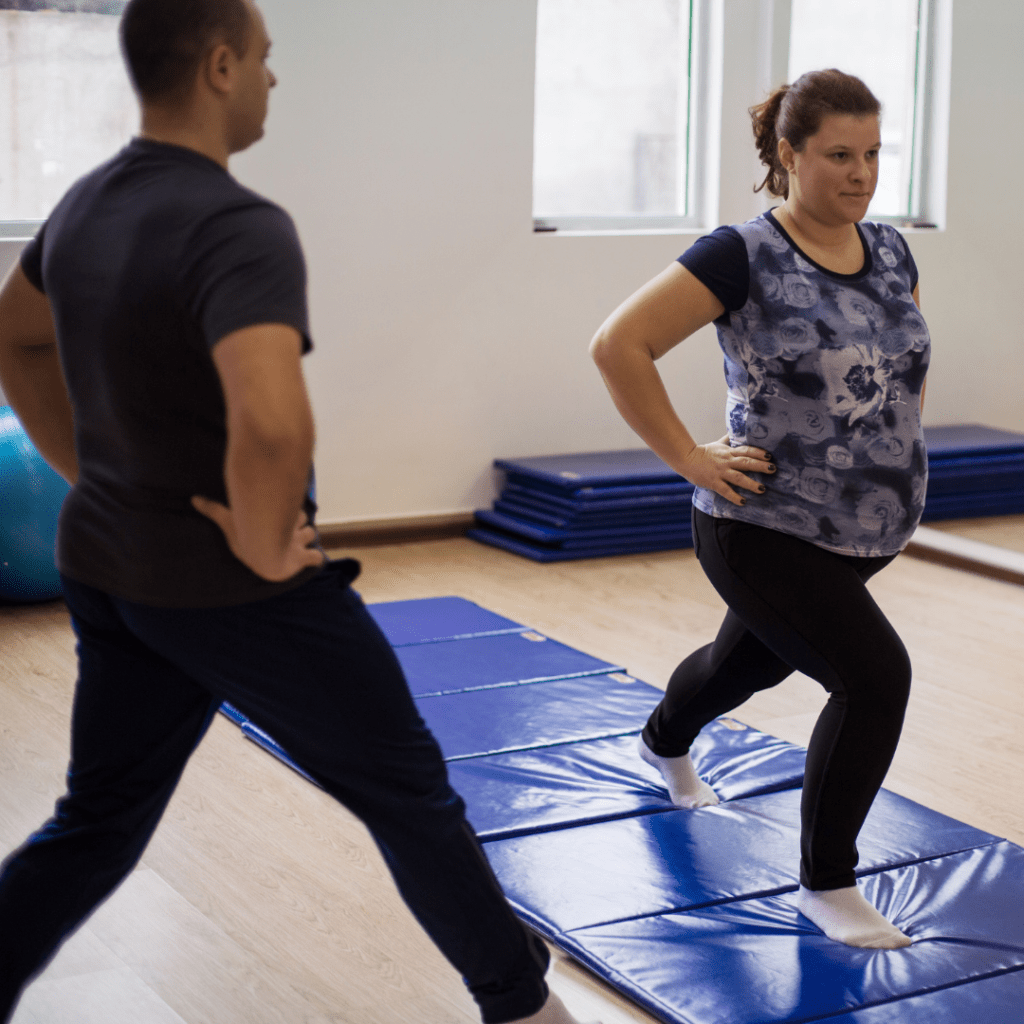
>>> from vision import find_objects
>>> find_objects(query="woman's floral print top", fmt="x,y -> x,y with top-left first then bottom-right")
692,213 -> 930,556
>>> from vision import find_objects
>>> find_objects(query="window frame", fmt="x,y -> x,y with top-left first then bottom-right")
782,0 -> 949,230
534,0 -> 950,236
0,0 -> 131,232
532,0 -> 716,235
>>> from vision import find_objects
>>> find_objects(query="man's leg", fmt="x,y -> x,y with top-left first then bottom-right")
0,577 -> 221,1023
117,560 -> 553,1024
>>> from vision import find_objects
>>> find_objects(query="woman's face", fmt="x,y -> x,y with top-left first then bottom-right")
781,114 -> 882,226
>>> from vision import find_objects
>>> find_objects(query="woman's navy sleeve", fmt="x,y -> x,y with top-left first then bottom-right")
676,226 -> 749,312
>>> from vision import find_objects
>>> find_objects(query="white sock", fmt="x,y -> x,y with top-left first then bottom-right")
637,735 -> 719,808
510,991 -> 600,1024
797,884 -> 912,949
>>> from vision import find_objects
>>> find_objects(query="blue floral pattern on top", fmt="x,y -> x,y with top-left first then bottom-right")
692,213 -> 930,557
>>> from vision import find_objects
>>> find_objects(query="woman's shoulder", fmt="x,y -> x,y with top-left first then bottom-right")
858,219 -> 917,280
858,218 -> 911,253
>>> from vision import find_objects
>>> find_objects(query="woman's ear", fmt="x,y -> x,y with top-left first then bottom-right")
777,136 -> 795,175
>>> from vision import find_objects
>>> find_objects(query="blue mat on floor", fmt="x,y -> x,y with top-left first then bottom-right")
557,843 -> 1024,1024
217,595 -> 1024,1023
484,787 -> 997,935
365,595 -> 525,645
447,718 -> 808,841
394,629 -> 623,696
419,673 -> 662,760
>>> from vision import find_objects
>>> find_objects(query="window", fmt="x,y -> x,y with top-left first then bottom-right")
534,0 -> 950,234
0,0 -> 134,230
787,0 -> 948,226
533,0 -> 712,232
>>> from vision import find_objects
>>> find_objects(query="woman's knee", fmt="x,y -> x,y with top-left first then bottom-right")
843,633 -> 912,715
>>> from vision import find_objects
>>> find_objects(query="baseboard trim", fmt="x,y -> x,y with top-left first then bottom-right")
906,525 -> 1024,587
319,512 -> 476,548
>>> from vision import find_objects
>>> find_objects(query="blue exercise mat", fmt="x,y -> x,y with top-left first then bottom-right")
824,970 -> 1024,1023
365,595 -> 524,645
921,490 -> 1024,520
215,594 -> 1024,1022
241,721 -> 320,787
926,454 -> 1024,494
504,481 -> 694,513
218,702 -> 249,726
495,497 -> 690,530
475,509 -> 692,547
448,718 -> 807,841
557,842 -> 1024,1024
395,629 -> 623,696
468,526 -> 693,562
924,424 -> 1024,458
496,449 -> 684,490
418,673 -> 663,761
484,787 -> 998,936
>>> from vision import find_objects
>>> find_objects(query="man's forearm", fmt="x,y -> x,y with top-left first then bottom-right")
0,344 -> 77,484
222,417 -> 315,579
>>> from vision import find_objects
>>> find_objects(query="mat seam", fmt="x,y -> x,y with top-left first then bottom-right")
389,627 -> 527,646
556,837 -> 1004,933
410,665 -> 628,698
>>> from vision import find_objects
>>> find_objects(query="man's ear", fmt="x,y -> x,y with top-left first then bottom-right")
202,42 -> 238,98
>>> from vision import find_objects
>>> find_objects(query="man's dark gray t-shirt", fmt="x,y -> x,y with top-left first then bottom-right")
21,138 -> 322,607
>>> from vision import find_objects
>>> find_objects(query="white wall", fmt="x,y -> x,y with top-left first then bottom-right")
4,0 -> 1022,526
232,0 -> 770,525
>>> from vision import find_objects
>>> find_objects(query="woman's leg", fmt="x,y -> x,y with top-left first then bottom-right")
639,512 -> 796,807
693,512 -> 912,944
648,511 -> 912,946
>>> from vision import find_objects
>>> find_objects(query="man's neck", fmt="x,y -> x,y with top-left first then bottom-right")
139,108 -> 230,170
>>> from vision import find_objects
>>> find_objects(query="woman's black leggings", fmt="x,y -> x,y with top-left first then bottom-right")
642,509 -> 912,891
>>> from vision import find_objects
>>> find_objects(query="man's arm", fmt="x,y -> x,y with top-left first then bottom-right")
192,323 -> 324,582
0,264 -> 77,483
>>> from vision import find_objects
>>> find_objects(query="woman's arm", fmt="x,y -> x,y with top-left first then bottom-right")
590,262 -> 773,506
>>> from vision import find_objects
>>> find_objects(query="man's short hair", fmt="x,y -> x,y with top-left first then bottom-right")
120,0 -> 252,103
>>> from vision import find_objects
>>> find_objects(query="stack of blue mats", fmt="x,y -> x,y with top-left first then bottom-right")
220,596 -> 1024,1023
920,424 -> 1024,521
468,449 -> 696,562
469,424 -> 1024,562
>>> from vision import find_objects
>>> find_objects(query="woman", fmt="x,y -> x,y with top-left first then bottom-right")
590,69 -> 929,950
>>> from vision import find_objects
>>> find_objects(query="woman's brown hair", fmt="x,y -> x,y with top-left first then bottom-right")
750,69 -> 881,198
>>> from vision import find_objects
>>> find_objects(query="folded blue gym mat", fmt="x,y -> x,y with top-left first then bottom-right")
447,718 -> 808,841
364,594 -> 526,645
557,843 -> 1024,1024
475,424 -> 1024,560
395,629 -> 623,696
419,673 -> 662,761
218,595 -> 1024,1023
484,786 -> 997,936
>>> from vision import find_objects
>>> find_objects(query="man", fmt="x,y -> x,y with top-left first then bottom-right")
0,2 -> 592,1021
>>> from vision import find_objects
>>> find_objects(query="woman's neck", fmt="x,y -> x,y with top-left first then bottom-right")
775,201 -> 857,252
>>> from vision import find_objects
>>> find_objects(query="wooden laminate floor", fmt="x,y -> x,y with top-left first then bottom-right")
928,513 -> 1024,555
2,537 -> 1023,1024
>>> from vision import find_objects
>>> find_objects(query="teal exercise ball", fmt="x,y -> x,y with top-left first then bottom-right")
0,406 -> 70,602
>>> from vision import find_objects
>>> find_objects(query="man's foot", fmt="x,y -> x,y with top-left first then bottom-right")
637,735 -> 719,808
510,990 -> 601,1023
797,884 -> 912,949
